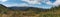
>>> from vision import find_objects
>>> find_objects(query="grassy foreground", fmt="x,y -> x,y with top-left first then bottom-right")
0,4 -> 60,17
0,10 -> 60,17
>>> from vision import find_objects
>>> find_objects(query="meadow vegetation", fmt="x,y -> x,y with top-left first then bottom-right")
0,4 -> 60,17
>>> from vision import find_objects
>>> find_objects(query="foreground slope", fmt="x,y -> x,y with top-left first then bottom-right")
0,4 -> 7,13
0,4 -> 60,17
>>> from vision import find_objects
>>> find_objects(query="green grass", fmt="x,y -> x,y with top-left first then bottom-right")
1,5 -> 60,17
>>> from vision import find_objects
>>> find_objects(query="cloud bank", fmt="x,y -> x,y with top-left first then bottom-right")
3,3 -> 29,7
53,0 -> 60,6
46,0 -> 60,6
1,0 -> 60,6
21,0 -> 42,4
0,0 -> 7,2
1,0 -> 60,9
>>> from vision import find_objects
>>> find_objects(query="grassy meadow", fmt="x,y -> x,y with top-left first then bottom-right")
0,4 -> 60,17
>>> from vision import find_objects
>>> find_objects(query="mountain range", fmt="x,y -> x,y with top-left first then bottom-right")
0,4 -> 49,12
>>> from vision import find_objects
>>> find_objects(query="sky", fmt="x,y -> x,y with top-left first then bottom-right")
0,0 -> 60,9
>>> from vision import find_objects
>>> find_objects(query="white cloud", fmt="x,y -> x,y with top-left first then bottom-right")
53,0 -> 60,6
46,1 -> 52,5
3,3 -> 18,7
0,0 -> 7,2
17,3 -> 29,7
46,0 -> 60,6
21,0 -> 42,4
3,3 -> 29,7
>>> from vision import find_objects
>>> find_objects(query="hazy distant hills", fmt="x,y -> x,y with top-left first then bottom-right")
7,7 -> 42,11
1,4 -> 60,13
0,4 -> 50,12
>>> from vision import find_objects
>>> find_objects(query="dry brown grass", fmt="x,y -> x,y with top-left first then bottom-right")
0,10 -> 60,17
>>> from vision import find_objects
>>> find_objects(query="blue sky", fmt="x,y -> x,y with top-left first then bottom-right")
0,0 -> 60,9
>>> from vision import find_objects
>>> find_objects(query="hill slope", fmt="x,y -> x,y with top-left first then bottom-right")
0,4 -> 7,13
